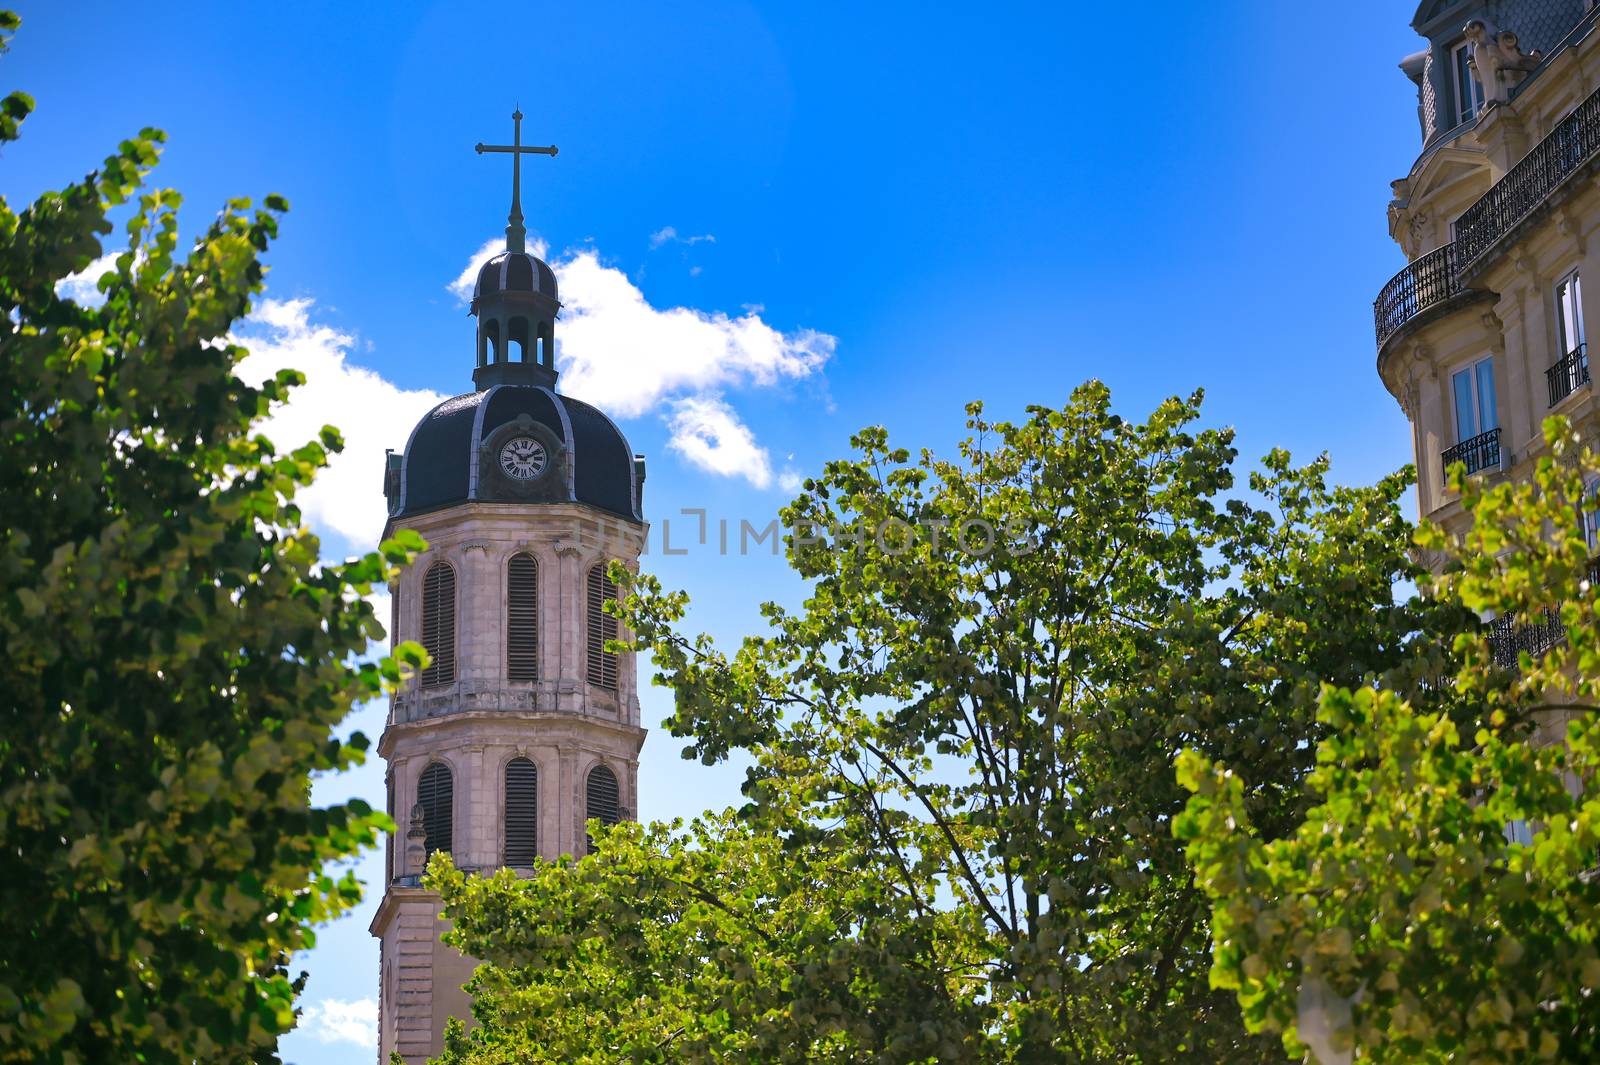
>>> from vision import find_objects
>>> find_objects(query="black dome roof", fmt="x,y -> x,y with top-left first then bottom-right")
388,384 -> 641,523
475,251 -> 558,301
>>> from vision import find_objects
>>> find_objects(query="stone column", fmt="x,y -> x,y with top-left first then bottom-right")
554,541 -> 583,714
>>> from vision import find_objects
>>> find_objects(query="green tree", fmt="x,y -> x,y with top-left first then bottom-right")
0,16 -> 423,1063
431,383 -> 1472,1062
1177,417 -> 1600,1064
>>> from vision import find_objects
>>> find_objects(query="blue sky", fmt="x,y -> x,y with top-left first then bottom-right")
7,2 -> 1430,1060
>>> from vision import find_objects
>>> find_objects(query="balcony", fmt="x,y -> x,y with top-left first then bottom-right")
1374,243 -> 1461,350
1483,556 -> 1600,669
1456,83 -> 1600,269
1488,607 -> 1565,670
1546,343 -> 1590,406
1375,80 -> 1600,355
1441,427 -> 1502,477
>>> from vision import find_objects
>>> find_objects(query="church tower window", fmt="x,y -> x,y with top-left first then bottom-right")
503,757 -> 538,866
586,563 -> 618,690
506,554 -> 538,681
420,562 -> 456,687
417,762 -> 453,860
585,763 -> 619,854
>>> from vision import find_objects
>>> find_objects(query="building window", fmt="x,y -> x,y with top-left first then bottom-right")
417,762 -> 453,860
1582,477 -> 1600,556
507,554 -> 538,682
503,757 -> 538,866
586,563 -> 619,690
1452,356 -> 1498,443
1558,271 -> 1586,356
1452,40 -> 1484,125
419,562 -> 456,687
585,763 -> 620,854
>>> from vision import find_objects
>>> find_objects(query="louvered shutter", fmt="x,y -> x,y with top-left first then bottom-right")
585,764 -> 620,855
420,563 -> 456,687
507,555 -> 538,681
417,762 -> 453,859
503,758 -> 538,866
586,564 -> 618,690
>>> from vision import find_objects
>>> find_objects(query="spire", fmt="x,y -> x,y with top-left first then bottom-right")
475,110 -> 558,255
508,108 -> 524,252
471,111 -> 562,390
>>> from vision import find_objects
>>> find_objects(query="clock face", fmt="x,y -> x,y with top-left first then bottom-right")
499,436 -> 548,480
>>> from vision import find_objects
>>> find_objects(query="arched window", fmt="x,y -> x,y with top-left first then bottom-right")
508,316 -> 530,363
507,554 -> 538,682
585,763 -> 619,854
417,761 -> 453,860
538,323 -> 555,368
586,563 -> 618,690
420,562 -> 455,687
482,319 -> 501,364
503,757 -> 538,866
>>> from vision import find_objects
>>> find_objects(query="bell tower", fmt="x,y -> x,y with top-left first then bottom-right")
369,113 -> 648,1065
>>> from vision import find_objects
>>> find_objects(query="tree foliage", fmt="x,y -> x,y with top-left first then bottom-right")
0,16 -> 423,1063
431,383 -> 1473,1062
1178,416 -> 1600,1065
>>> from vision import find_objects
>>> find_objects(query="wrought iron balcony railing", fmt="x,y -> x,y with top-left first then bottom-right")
1488,607 -> 1565,670
1441,427 -> 1502,477
1374,242 -> 1461,350
1546,343 -> 1590,406
1484,554 -> 1600,670
1375,80 -> 1600,355
1456,83 -> 1600,268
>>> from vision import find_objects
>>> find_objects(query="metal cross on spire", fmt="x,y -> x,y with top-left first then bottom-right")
475,109 -> 558,254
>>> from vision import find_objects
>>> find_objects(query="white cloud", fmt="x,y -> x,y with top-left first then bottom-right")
555,248 -> 832,418
233,299 -> 445,546
446,235 -> 550,304
298,997 -> 377,1047
649,226 -> 715,249
665,395 -> 772,488
778,468 -> 803,494
55,250 -> 120,305
443,237 -> 833,488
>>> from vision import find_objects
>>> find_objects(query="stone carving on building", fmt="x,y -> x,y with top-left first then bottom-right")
1465,20 -> 1544,104
403,802 -> 427,878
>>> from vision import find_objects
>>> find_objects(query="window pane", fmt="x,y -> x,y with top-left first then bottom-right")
1476,358 -> 1498,432
1455,45 -> 1479,123
1453,367 -> 1478,440
1585,478 -> 1600,554
1562,274 -> 1586,351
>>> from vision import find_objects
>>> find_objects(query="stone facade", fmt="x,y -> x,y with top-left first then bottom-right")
1377,2 -> 1600,751
369,501 -> 647,1064
1380,3 -> 1600,535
